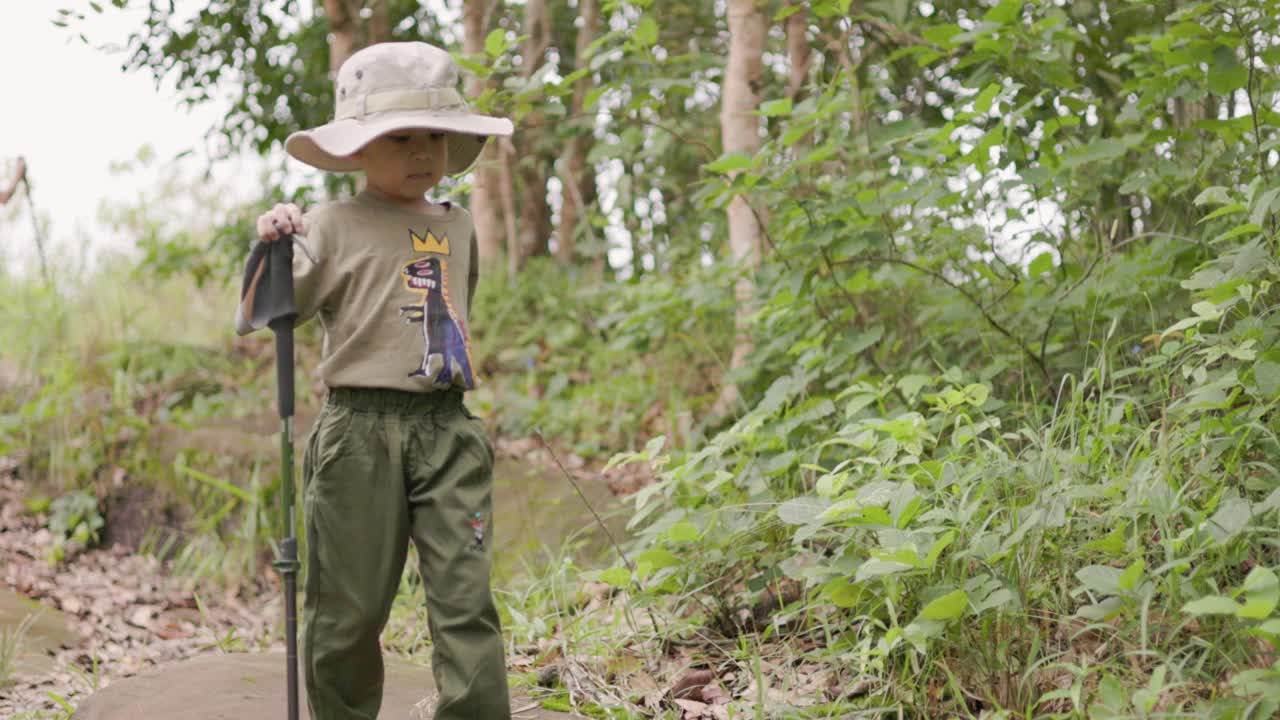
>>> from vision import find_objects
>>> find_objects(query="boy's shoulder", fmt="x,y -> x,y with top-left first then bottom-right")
301,198 -> 351,227
303,198 -> 474,246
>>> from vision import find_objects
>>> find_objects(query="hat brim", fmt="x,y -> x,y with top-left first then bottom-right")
284,108 -> 514,174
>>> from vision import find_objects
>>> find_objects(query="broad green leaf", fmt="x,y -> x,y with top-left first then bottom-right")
759,98 -> 793,117
777,496 -> 831,526
636,547 -> 680,571
1238,567 -> 1279,619
1194,186 -> 1234,206
963,383 -> 990,406
897,374 -> 931,399
1077,596 -> 1127,620
975,588 -> 1017,613
1060,135 -> 1142,170
983,0 -> 1024,25
922,23 -> 963,48
1250,187 -> 1280,227
484,29 -> 508,58
705,152 -> 758,174
1206,490 -> 1252,544
972,84 -> 1000,115
773,4 -> 803,21
1208,44 -> 1247,95
1076,565 -> 1123,596
1254,360 -> 1280,399
665,520 -> 700,543
634,16 -> 659,47
822,579 -> 861,608
1119,559 -> 1145,592
1028,251 -> 1055,277
924,530 -> 956,568
1197,203 -> 1248,224
855,558 -> 915,582
903,618 -> 945,653
921,589 -> 969,620
1192,301 -> 1222,319
1212,223 -> 1262,244
1182,595 -> 1241,616
599,567 -> 632,588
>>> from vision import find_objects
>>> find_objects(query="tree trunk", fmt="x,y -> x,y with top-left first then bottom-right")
323,0 -> 362,73
498,138 -> 521,282
556,0 -> 600,266
324,1 -> 391,72
463,0 -> 505,268
786,3 -> 811,102
785,2 -> 812,151
712,0 -> 766,417
368,0 -> 390,43
511,0 -> 553,265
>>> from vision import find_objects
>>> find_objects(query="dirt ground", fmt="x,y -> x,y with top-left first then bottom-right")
71,651 -> 580,719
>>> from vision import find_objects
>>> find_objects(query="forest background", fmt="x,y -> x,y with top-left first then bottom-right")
2,0 -> 1280,717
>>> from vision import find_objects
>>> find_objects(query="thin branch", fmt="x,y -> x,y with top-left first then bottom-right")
750,200 -> 909,404
1241,21 -> 1276,242
834,254 -> 1051,382
852,15 -> 926,47
1241,20 -> 1271,189
636,118 -> 718,159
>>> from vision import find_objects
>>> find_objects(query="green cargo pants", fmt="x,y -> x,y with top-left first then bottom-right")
301,387 -> 510,720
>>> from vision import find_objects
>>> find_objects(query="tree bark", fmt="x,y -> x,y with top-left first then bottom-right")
463,0 -> 505,268
512,0 -> 553,264
786,3 -> 811,102
556,0 -> 600,266
498,138 -> 521,281
712,0 -> 766,417
785,1 -> 812,151
368,0 -> 391,43
323,0 -> 362,73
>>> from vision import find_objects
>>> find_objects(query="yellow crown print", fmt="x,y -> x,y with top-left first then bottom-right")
411,230 -> 450,255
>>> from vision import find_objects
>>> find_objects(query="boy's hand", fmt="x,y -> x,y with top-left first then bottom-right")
256,203 -> 306,242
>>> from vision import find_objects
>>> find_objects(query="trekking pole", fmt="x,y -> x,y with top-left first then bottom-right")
240,231 -> 316,720
9,157 -> 49,284
265,237 -> 300,720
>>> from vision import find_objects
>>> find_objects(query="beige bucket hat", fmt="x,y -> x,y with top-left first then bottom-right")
284,41 -> 513,174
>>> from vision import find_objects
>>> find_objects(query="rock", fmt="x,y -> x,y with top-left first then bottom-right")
126,606 -> 155,629
72,651 -> 582,719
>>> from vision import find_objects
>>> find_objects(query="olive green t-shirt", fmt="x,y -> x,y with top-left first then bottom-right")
237,191 -> 480,392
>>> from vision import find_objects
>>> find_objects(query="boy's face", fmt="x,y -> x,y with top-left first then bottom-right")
355,129 -> 448,201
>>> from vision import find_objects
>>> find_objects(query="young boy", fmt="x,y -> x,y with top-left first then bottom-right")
238,41 -> 514,720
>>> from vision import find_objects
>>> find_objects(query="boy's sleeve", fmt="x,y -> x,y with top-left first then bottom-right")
235,207 -> 337,335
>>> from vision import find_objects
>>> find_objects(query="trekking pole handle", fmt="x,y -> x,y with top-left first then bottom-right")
267,238 -> 297,419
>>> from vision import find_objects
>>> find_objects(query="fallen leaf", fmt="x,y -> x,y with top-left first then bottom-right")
674,698 -> 709,719
630,673 -> 660,692
671,668 -> 714,700
701,683 -> 731,705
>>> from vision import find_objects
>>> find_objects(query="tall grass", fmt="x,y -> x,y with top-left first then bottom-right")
507,314 -> 1280,717
0,255 -> 307,590
0,614 -> 36,688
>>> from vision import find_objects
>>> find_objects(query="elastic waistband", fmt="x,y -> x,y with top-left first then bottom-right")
326,386 -> 465,414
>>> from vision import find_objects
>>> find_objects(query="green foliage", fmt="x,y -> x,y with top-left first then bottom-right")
0,614 -> 36,689
44,489 -> 103,563
468,258 -> 733,455
504,0 -> 1280,715
0,260 -> 313,586
26,0 -> 1280,715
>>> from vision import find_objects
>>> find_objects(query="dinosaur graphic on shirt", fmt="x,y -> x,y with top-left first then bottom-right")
398,230 -> 474,389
